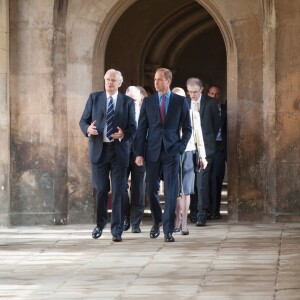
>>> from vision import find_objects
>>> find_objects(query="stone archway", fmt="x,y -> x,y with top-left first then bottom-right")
91,0 -> 237,221
104,0 -> 227,93
92,0 -> 236,90
9,0 -> 299,225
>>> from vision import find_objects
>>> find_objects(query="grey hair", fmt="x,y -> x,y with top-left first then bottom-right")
126,86 -> 142,101
104,69 -> 123,84
172,87 -> 186,97
186,77 -> 203,88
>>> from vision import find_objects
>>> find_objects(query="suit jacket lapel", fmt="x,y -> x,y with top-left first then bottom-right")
154,93 -> 161,123
200,94 -> 206,117
98,92 -> 106,125
114,93 -> 123,121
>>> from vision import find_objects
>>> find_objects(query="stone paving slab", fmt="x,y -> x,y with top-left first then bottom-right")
0,222 -> 300,299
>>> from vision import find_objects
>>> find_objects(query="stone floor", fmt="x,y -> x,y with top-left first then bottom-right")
0,220 -> 300,300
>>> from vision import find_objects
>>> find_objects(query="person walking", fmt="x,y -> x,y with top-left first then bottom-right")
79,69 -> 136,242
135,68 -> 192,242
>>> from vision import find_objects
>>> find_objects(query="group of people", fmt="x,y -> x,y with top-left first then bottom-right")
79,67 -> 227,243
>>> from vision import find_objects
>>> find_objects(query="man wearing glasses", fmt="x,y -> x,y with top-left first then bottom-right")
186,78 -> 220,226
79,69 -> 136,242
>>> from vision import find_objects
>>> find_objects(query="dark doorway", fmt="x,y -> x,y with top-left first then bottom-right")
105,0 -> 226,96
105,0 -> 227,218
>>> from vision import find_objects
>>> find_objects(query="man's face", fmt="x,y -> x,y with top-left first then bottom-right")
154,71 -> 170,94
187,84 -> 203,101
104,72 -> 121,94
208,87 -> 221,101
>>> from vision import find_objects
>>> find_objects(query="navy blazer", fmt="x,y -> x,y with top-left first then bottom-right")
188,94 -> 220,158
79,91 -> 136,167
136,92 -> 192,162
220,103 -> 227,157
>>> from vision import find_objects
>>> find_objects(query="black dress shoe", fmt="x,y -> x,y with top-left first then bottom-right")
211,213 -> 222,220
92,227 -> 102,239
150,223 -> 160,238
131,225 -> 141,233
173,227 -> 180,233
196,216 -> 207,227
164,233 -> 175,242
181,229 -> 189,235
112,234 -> 122,242
123,218 -> 130,231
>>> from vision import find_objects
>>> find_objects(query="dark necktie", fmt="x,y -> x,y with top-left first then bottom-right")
160,95 -> 166,124
106,96 -> 114,141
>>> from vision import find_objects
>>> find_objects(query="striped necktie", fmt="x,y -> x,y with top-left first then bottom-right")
106,96 -> 114,141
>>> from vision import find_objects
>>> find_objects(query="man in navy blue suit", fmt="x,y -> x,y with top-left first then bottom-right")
135,68 -> 192,242
79,69 -> 136,242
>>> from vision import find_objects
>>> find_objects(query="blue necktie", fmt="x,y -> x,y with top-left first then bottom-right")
106,96 -> 114,141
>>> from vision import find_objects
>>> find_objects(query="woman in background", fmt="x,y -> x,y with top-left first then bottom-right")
172,87 -> 207,235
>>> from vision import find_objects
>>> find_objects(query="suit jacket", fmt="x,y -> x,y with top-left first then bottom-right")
79,91 -> 136,167
136,92 -> 192,162
220,103 -> 227,157
188,94 -> 220,158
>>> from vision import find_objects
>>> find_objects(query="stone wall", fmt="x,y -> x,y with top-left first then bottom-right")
66,0 -> 119,223
228,2 -> 265,221
9,0 -> 61,225
0,0 -> 10,226
275,0 -> 300,221
3,0 -> 300,225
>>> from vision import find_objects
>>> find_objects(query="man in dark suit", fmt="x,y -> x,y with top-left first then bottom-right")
123,86 -> 146,233
186,78 -> 220,226
135,68 -> 192,242
79,69 -> 136,242
208,85 -> 227,219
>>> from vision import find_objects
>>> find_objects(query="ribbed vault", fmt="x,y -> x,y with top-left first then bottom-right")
142,2 -> 215,68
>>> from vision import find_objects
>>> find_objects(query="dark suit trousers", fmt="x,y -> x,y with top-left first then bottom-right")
196,157 -> 213,217
210,141 -> 226,214
92,143 -> 127,236
124,152 -> 146,226
146,147 -> 180,235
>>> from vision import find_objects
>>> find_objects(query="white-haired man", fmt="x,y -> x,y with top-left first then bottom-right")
79,69 -> 136,242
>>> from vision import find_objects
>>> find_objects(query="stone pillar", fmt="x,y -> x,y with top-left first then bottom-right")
262,0 -> 276,222
275,0 -> 300,222
9,0 -> 67,225
0,0 -> 10,226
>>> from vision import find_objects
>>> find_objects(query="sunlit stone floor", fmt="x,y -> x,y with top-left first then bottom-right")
0,220 -> 299,299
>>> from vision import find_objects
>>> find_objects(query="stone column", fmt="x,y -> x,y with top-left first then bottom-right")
262,0 -> 276,221
0,0 -> 10,226
9,0 -> 66,225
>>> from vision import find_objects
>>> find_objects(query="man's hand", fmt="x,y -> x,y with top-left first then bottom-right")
200,158 -> 208,169
111,127 -> 124,140
135,156 -> 144,166
88,120 -> 98,135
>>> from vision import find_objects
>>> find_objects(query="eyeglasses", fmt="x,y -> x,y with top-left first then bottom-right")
187,90 -> 201,94
105,78 -> 119,83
